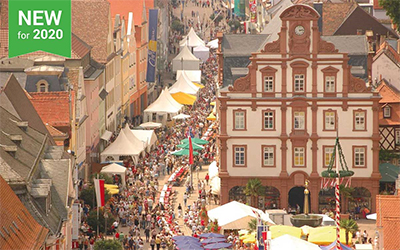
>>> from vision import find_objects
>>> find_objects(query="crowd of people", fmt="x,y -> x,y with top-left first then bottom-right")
75,20 -> 224,250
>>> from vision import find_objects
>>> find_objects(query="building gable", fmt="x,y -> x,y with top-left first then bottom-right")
334,6 -> 398,38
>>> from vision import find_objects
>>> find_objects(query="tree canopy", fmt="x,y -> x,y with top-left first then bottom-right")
94,239 -> 123,250
379,0 -> 400,32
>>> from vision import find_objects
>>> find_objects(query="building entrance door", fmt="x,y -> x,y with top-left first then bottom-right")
288,187 -> 310,214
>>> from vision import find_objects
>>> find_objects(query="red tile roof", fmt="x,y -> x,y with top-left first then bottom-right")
29,92 -> 71,128
71,0 -> 110,63
109,0 -> 154,26
0,176 -> 49,250
322,2 -> 357,35
376,41 -> 400,65
376,194 -> 400,250
376,80 -> 400,103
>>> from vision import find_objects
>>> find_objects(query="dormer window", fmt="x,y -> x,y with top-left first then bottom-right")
36,80 -> 49,92
383,105 -> 391,118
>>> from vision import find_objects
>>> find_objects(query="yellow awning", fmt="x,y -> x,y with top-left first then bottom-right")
171,92 -> 197,105
240,232 -> 256,240
269,225 -> 302,239
210,101 -> 216,106
308,226 -> 349,245
207,113 -> 216,121
193,82 -> 204,88
104,184 -> 119,189
107,188 -> 119,195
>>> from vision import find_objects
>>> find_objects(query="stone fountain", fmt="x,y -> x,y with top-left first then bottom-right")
290,180 -> 323,227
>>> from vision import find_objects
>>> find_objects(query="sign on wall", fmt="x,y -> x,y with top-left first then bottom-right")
146,9 -> 158,83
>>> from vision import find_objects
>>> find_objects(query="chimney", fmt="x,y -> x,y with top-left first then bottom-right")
313,2 -> 323,33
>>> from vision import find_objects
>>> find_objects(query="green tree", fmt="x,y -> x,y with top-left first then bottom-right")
89,173 -> 113,184
340,219 -> 359,245
87,210 -> 114,234
171,19 -> 184,33
228,19 -> 241,33
248,218 -> 257,233
94,239 -> 123,250
210,13 -> 223,25
244,179 -> 264,208
378,0 -> 400,32
80,186 -> 111,208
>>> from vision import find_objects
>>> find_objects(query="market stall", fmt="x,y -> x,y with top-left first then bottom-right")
144,88 -> 183,125
100,163 -> 127,187
172,46 -> 201,72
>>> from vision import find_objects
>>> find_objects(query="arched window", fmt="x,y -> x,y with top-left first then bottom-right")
36,80 -> 49,92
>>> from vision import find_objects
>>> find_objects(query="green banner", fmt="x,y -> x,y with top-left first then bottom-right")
8,0 -> 71,58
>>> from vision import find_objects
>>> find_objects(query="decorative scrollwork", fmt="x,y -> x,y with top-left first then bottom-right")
319,39 -> 338,53
349,75 -> 372,93
228,74 -> 251,92
280,5 -> 319,19
263,39 -> 280,53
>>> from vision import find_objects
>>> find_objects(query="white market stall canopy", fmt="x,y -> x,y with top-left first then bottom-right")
100,126 -> 145,162
131,129 -> 158,152
176,70 -> 202,83
193,44 -> 210,62
271,234 -> 321,250
208,201 -> 275,231
207,39 -> 218,49
208,161 -> 219,179
172,46 -> 201,72
210,176 -> 220,195
172,113 -> 191,120
122,125 -> 148,153
144,88 -> 183,114
179,27 -> 205,48
100,163 -> 127,187
144,88 -> 183,124
139,122 -> 162,129
169,73 -> 200,95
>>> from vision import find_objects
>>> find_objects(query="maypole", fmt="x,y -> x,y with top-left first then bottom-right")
322,117 -> 354,250
335,119 -> 341,250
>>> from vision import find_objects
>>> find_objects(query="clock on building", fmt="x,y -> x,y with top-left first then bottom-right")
295,25 -> 305,36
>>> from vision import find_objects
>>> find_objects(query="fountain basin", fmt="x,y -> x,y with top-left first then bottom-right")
290,214 -> 323,227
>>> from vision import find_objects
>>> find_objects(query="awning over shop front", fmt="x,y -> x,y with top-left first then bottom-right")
379,162 -> 400,182
100,130 -> 112,141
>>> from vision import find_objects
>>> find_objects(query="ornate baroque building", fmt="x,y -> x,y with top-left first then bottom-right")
217,4 -> 381,213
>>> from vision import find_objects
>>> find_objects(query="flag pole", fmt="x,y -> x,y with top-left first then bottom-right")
97,173 -> 99,237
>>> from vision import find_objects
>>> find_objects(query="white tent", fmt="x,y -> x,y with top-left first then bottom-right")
271,234 -> 320,250
193,44 -> 210,62
366,213 -> 376,220
172,46 -> 201,72
208,201 -> 275,232
100,163 -> 127,187
176,70 -> 202,83
172,113 -> 191,120
207,39 -> 218,49
121,125 -> 147,156
100,129 -> 143,162
169,73 -> 200,95
210,176 -> 220,195
131,129 -> 158,152
139,122 -> 162,129
179,27 -> 205,49
144,88 -> 183,124
208,161 -> 219,179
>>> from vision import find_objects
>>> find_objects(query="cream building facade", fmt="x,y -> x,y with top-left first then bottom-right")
217,4 -> 381,213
